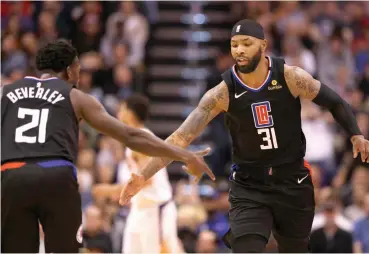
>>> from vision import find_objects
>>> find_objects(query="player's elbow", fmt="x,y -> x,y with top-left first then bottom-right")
312,83 -> 345,110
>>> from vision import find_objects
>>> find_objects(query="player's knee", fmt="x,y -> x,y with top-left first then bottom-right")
231,234 -> 268,253
274,233 -> 309,253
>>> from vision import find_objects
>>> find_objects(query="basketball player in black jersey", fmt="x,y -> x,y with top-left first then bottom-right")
1,40 -> 214,253
120,19 -> 369,252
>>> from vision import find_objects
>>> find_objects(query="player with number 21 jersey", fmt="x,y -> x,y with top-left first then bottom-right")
1,77 -> 79,164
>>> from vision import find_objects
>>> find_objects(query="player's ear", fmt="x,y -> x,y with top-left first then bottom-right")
261,39 -> 267,53
66,66 -> 72,80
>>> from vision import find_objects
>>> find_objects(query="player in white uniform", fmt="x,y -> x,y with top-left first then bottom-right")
93,94 -> 181,253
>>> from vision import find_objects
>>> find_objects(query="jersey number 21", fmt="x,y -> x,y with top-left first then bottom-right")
251,101 -> 279,150
15,107 -> 49,144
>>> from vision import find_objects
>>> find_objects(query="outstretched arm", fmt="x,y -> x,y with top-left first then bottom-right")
139,81 -> 230,181
71,89 -> 213,174
284,65 -> 369,163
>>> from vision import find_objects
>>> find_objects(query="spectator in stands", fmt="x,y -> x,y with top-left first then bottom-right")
105,1 -> 149,66
282,35 -> 316,75
340,166 -> 369,208
353,193 -> 369,253
317,26 -> 355,96
37,11 -> 59,47
21,32 -> 39,74
312,190 -> 353,232
77,148 -> 96,210
1,34 -> 27,77
196,230 -> 218,253
83,205 -> 113,253
301,101 -> 335,180
344,184 -> 367,221
73,14 -> 102,55
1,1 -> 34,33
310,202 -> 353,253
358,63 -> 369,97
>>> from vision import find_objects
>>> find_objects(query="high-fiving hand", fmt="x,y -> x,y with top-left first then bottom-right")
351,135 -> 369,163
119,147 -> 214,205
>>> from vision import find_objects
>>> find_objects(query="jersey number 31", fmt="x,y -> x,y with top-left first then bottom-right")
251,101 -> 279,150
15,107 -> 49,144
258,128 -> 278,150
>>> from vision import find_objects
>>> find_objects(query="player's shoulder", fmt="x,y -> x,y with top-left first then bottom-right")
283,64 -> 312,83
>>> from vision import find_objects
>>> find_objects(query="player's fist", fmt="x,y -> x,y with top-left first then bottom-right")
351,135 -> 369,163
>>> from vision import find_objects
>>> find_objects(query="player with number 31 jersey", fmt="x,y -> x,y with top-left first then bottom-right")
222,56 -> 306,166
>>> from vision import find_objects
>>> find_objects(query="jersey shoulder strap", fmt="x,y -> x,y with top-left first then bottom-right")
270,56 -> 288,85
221,66 -> 235,95
271,56 -> 285,73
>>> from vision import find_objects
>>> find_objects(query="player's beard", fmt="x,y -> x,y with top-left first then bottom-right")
236,47 -> 262,74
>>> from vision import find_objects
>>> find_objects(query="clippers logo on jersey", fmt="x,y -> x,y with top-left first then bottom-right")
251,101 -> 274,128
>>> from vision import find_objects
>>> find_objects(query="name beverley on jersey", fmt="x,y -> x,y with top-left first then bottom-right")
6,87 -> 65,104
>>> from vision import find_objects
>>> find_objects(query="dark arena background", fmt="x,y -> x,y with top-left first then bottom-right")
1,1 -> 369,253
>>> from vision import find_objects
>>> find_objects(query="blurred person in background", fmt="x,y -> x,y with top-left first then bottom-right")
358,63 -> 369,98
310,202 -> 353,253
83,205 -> 113,253
93,94 -> 184,253
77,148 -> 96,210
37,11 -> 59,47
196,230 -> 219,253
282,35 -> 316,76
1,1 -> 34,34
1,34 -> 28,77
73,13 -> 102,55
21,32 -> 39,74
312,190 -> 353,233
353,193 -> 369,253
317,26 -> 355,97
197,181 -> 230,252
301,101 -> 336,184
104,1 -> 149,67
344,185 -> 367,222
340,165 -> 369,207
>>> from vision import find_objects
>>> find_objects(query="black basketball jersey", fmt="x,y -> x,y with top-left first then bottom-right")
1,76 -> 79,164
222,56 -> 306,167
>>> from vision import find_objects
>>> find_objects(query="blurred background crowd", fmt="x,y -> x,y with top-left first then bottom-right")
1,1 -> 369,253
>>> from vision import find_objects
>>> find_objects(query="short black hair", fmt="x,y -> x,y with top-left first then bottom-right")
36,39 -> 78,72
125,94 -> 150,122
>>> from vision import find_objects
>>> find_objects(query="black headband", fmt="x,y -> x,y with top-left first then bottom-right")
231,19 -> 265,40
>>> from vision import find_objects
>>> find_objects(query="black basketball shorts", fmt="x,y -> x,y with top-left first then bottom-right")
227,159 -> 315,252
1,159 -> 82,253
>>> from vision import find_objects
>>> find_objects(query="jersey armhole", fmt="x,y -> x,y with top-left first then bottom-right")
68,88 -> 81,123
221,68 -> 234,112
274,58 -> 299,100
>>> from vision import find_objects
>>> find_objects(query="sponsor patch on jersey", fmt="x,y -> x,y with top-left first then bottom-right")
251,101 -> 274,128
268,80 -> 282,90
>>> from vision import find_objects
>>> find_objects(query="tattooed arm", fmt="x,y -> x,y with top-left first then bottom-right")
139,81 -> 230,180
285,65 -> 368,163
284,65 -> 321,99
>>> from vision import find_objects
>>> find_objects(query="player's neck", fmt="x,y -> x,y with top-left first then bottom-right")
40,71 -> 62,80
238,57 -> 269,88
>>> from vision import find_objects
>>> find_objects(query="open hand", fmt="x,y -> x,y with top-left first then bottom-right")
182,147 -> 215,183
119,173 -> 146,205
351,135 -> 369,163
